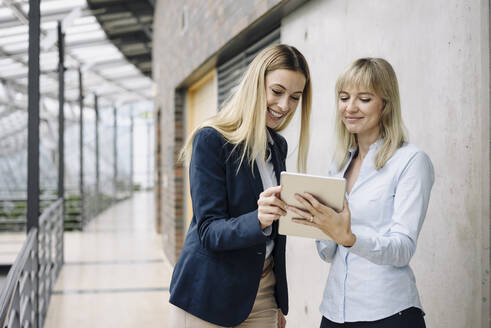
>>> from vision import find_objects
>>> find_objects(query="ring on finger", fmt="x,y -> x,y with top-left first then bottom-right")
309,215 -> 314,223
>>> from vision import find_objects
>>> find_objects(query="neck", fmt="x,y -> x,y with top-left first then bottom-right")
356,131 -> 380,159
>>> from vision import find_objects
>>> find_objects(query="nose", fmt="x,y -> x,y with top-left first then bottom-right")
278,95 -> 289,112
345,99 -> 357,113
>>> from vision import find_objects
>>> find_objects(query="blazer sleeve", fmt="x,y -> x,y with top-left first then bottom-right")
190,128 -> 267,252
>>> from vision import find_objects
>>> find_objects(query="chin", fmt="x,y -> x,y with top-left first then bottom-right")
270,117 -> 288,129
344,128 -> 359,135
344,124 -> 360,134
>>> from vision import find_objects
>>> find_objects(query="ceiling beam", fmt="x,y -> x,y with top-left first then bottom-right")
86,0 -> 153,77
0,7 -> 93,29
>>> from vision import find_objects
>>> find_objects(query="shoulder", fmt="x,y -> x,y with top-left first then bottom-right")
191,127 -> 230,164
391,143 -> 434,178
393,143 -> 431,164
193,127 -> 227,148
194,127 -> 225,141
189,127 -> 233,176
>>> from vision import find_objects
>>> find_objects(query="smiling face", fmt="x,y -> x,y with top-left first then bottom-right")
338,85 -> 385,142
265,69 -> 306,129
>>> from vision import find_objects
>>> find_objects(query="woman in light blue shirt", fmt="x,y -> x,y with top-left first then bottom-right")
289,58 -> 434,328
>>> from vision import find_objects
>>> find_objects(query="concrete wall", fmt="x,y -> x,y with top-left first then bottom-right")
279,0 -> 490,327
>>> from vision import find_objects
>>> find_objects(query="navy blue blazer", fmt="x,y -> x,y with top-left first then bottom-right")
169,127 -> 288,326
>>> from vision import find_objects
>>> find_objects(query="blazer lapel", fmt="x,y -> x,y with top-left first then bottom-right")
239,130 -> 285,209
267,130 -> 285,239
270,141 -> 284,184
268,130 -> 286,182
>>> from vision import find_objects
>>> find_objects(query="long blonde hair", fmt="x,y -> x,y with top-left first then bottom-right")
334,58 -> 407,171
181,44 -> 311,172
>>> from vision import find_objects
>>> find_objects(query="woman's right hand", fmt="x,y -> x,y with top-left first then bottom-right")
257,186 -> 287,229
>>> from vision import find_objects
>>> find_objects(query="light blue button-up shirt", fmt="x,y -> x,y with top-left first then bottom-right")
316,140 -> 434,323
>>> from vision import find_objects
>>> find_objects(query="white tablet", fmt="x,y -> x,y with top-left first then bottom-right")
278,172 -> 346,240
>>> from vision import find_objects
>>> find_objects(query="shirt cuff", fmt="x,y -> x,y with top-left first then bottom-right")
316,239 -> 336,262
316,239 -> 329,252
347,231 -> 373,257
262,225 -> 272,236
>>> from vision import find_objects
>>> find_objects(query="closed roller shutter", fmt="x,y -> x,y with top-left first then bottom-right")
217,28 -> 280,109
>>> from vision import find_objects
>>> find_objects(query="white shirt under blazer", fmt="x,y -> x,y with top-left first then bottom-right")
316,140 -> 435,323
256,131 -> 278,259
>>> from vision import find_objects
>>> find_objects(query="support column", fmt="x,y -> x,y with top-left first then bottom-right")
57,21 -> 65,202
130,107 -> 134,196
94,94 -> 100,212
57,20 -> 65,263
113,106 -> 117,200
78,68 -> 84,228
147,119 -> 151,189
27,0 -> 40,232
27,0 -> 40,326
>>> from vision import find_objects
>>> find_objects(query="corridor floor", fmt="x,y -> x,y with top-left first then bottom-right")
44,191 -> 172,328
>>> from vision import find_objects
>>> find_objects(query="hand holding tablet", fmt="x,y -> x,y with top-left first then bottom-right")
278,172 -> 347,240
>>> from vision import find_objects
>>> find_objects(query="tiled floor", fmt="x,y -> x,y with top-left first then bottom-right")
0,232 -> 26,265
44,191 -> 172,328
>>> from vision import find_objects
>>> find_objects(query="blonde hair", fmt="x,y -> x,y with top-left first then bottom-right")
334,58 -> 407,171
181,44 -> 311,172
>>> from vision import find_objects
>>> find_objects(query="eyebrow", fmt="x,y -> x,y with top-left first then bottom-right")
339,90 -> 375,96
272,83 -> 303,95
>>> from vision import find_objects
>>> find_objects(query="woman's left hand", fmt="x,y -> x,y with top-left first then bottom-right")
288,193 -> 356,247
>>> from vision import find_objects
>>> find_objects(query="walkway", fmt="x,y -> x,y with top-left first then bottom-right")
44,191 -> 172,327
0,232 -> 25,288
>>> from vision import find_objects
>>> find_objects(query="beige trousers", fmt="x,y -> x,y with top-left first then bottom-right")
169,257 -> 278,328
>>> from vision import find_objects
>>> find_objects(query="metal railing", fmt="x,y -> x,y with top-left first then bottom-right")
0,187 -> 130,232
0,198 -> 64,328
37,199 -> 63,327
0,229 -> 37,327
0,198 -> 57,232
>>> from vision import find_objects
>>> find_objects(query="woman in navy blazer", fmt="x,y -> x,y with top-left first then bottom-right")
169,45 -> 312,327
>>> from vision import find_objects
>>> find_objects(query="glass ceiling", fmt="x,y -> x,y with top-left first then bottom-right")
0,0 -> 154,194
0,0 -> 152,114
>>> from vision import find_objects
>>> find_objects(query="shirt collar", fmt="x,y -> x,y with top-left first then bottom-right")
370,138 -> 383,150
349,138 -> 383,155
343,138 -> 383,174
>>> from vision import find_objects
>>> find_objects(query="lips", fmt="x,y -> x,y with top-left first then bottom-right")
345,116 -> 363,122
268,107 -> 284,119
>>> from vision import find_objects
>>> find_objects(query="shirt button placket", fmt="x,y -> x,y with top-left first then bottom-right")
341,194 -> 351,321
342,250 -> 350,322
